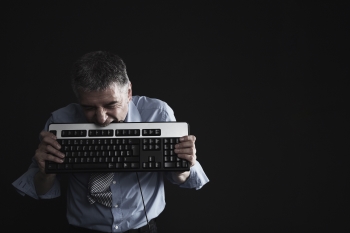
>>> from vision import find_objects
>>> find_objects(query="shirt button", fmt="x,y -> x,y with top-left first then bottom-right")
113,181 -> 116,184
114,204 -> 118,208
115,225 -> 118,229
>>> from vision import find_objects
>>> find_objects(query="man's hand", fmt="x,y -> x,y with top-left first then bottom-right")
34,131 -> 66,195
175,135 -> 197,167
34,131 -> 65,175
171,135 -> 197,184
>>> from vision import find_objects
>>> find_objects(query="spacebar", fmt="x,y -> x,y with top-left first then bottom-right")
73,163 -> 108,169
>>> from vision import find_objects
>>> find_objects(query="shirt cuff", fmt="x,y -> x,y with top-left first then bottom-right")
179,161 -> 209,190
12,166 -> 61,199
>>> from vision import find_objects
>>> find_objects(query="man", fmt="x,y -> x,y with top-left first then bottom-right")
12,51 -> 209,233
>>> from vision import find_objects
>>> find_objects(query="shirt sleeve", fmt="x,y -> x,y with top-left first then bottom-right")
11,157 -> 61,199
165,161 -> 210,190
11,115 -> 61,199
158,100 -> 209,189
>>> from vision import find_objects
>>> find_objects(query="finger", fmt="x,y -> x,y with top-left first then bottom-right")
175,147 -> 196,155
179,135 -> 196,142
40,130 -> 57,141
176,152 -> 197,166
37,143 -> 64,159
45,144 -> 65,159
175,140 -> 195,149
40,136 -> 61,150
46,153 -> 65,163
39,130 -> 61,150
36,149 -> 64,163
34,150 -> 63,175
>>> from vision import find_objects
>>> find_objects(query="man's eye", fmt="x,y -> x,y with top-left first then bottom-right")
106,104 -> 117,109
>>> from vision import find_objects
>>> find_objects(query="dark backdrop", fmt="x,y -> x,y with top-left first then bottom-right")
2,1 -> 348,232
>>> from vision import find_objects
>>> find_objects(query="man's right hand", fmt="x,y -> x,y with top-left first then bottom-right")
34,130 -> 65,175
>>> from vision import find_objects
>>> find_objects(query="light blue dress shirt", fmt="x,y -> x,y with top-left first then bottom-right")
12,95 -> 209,232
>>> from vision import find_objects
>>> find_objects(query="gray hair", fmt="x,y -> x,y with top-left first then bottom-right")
71,51 -> 130,98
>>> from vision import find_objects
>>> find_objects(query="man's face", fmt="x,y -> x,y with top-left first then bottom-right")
78,82 -> 132,126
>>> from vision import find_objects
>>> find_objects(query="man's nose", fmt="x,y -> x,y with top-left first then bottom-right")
95,108 -> 108,125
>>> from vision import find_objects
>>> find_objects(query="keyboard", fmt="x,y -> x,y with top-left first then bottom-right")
45,122 -> 190,173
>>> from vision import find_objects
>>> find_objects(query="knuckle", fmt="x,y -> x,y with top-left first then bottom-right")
189,154 -> 194,161
45,144 -> 51,151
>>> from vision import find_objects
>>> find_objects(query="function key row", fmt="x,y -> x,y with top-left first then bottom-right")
60,129 -> 161,137
60,130 -> 87,137
142,129 -> 161,136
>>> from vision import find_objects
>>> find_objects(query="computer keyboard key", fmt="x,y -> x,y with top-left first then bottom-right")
73,163 -> 108,169
164,162 -> 175,168
124,157 -> 139,162
47,163 -> 57,170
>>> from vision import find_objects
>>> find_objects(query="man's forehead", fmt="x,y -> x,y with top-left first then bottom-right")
79,88 -> 126,105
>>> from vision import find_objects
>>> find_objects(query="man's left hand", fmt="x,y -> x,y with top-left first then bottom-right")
175,135 -> 197,167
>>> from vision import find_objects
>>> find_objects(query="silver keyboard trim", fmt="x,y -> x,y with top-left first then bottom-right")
49,122 -> 189,138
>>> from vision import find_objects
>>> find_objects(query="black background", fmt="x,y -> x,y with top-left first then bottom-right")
2,1 -> 349,232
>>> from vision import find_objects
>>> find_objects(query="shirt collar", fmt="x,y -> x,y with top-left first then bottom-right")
124,100 -> 142,122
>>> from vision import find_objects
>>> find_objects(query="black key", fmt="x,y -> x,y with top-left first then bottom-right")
154,129 -> 161,135
124,157 -> 139,162
47,163 -> 57,170
128,138 -> 140,144
164,162 -> 175,168
133,129 -> 140,136
73,163 -> 108,169
64,164 -> 72,169
108,130 -> 114,136
132,145 -> 140,156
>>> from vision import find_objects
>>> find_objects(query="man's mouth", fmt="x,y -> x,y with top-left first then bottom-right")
112,120 -> 124,123
97,119 -> 124,127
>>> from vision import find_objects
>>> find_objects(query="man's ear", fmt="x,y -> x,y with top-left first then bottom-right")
128,81 -> 132,101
